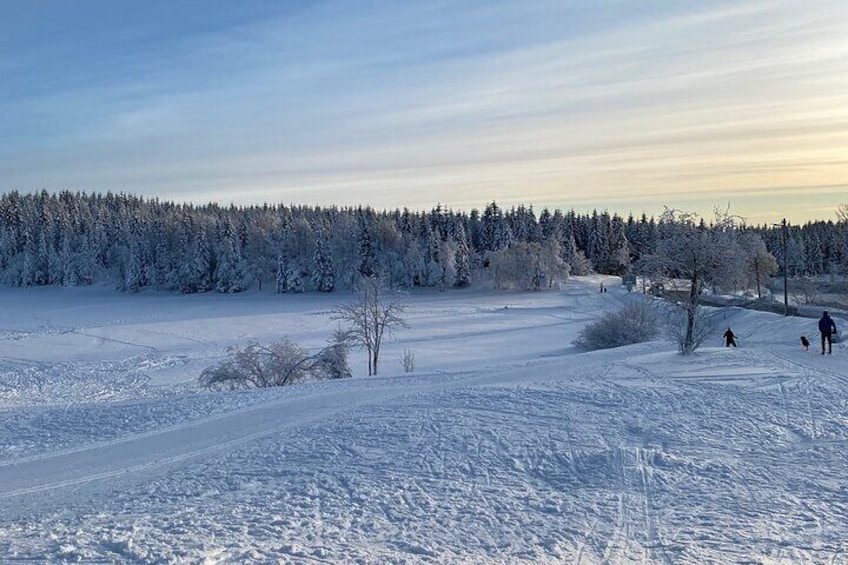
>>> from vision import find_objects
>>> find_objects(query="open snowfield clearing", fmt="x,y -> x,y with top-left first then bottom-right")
0,277 -> 847,564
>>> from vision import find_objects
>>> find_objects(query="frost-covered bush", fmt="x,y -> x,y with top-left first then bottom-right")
200,334 -> 352,390
200,341 -> 313,390
573,301 -> 659,350
313,329 -> 353,380
400,349 -> 415,373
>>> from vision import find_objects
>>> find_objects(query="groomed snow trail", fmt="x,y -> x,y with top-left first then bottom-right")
1,280 -> 847,563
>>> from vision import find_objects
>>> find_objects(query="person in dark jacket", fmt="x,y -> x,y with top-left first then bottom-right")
819,311 -> 837,354
723,327 -> 737,347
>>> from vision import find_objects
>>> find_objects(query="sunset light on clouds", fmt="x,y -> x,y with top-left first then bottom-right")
1,0 -> 847,224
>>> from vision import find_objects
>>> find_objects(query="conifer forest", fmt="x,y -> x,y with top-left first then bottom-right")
0,190 -> 845,294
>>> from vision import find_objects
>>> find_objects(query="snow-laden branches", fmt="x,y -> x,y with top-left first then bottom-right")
635,208 -> 771,354
199,332 -> 352,391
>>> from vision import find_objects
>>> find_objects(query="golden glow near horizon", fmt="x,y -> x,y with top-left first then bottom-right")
1,1 -> 847,225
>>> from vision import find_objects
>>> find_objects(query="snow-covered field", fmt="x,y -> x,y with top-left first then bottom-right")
1,277 -> 847,564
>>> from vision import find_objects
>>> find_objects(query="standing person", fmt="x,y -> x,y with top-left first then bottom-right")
819,311 -> 837,355
723,327 -> 737,347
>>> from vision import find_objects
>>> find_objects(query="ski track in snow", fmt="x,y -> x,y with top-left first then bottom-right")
0,278 -> 847,563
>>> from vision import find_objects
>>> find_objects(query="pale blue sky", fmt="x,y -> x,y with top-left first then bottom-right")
1,0 -> 846,224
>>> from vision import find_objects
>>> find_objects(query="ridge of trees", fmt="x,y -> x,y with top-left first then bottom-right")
0,190 -> 845,293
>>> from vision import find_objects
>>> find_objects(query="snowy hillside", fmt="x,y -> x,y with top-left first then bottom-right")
1,277 -> 846,564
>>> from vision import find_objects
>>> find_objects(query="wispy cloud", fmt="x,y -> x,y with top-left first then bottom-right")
1,0 -> 846,223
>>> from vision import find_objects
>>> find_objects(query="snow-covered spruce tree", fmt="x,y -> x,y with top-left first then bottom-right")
329,212 -> 361,291
214,220 -> 248,293
123,240 -> 144,293
626,213 -> 657,265
424,226 -> 443,288
179,230 -> 213,293
275,253 -> 288,294
508,204 -> 540,244
453,224 -> 472,288
282,217 -> 315,283
480,201 -> 512,253
803,228 -> 826,276
275,251 -> 305,294
605,214 -> 631,275
587,210 -> 610,273
47,237 -> 63,285
401,233 -> 426,288
152,238 -> 175,291
311,231 -> 335,292
285,266 -> 305,293
21,227 -> 45,286
636,208 -> 742,354
357,213 -> 378,278
538,208 -> 554,242
72,236 -> 99,286
238,214 -> 277,291
560,231 -> 590,276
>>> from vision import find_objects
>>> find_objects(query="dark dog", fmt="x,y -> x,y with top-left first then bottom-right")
800,336 -> 810,350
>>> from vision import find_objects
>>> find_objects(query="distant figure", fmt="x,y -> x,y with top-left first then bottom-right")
723,328 -> 737,347
819,311 -> 837,355
800,335 -> 810,351
599,282 -> 605,293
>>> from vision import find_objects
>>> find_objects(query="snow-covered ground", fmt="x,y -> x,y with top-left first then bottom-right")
1,277 -> 847,564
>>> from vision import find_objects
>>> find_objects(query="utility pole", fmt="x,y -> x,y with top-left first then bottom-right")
779,218 -> 789,316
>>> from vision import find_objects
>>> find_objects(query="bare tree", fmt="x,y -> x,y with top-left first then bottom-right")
737,231 -> 778,299
789,277 -> 822,306
636,208 -> 742,354
662,301 -> 717,354
400,348 -> 416,373
333,275 -> 408,375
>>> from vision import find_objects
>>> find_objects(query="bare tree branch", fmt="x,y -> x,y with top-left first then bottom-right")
332,275 -> 408,375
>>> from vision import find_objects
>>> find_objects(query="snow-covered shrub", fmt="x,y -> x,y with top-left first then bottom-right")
400,349 -> 415,373
313,329 -> 353,379
573,301 -> 659,350
200,333 -> 353,390
200,341 -> 313,390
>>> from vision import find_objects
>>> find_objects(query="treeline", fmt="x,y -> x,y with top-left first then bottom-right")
756,221 -> 848,279
0,190 -> 844,293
